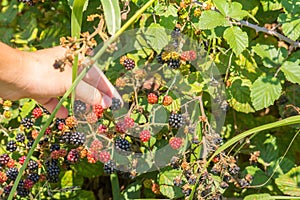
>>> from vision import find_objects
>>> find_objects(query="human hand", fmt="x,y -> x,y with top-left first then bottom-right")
0,43 -> 121,118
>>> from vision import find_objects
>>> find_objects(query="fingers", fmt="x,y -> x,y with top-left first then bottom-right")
36,98 -> 69,118
81,64 -> 123,106
75,81 -> 112,108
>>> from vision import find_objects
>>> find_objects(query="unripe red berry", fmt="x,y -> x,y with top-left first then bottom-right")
162,95 -> 173,106
139,130 -> 151,142
148,93 -> 158,104
169,137 -> 183,149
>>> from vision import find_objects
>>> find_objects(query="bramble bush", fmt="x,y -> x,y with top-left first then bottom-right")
0,0 -> 300,199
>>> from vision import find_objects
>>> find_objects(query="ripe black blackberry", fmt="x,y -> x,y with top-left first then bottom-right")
60,131 -> 72,143
115,138 -> 131,152
27,140 -> 34,149
6,167 -> 19,180
20,117 -> 34,129
110,97 -> 122,111
42,107 -> 51,115
17,180 -> 29,197
28,173 -> 39,183
0,153 -> 10,165
28,160 -> 38,171
70,132 -> 85,146
16,133 -> 25,143
157,52 -> 165,64
168,59 -> 180,69
229,165 -> 240,175
6,140 -> 17,152
47,162 -> 60,183
50,143 -> 60,152
73,99 -> 87,115
104,160 -> 116,174
168,112 -> 185,129
3,185 -> 12,195
171,27 -> 181,38
182,188 -> 192,197
123,58 -> 135,70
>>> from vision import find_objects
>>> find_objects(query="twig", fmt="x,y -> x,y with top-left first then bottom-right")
193,0 -> 300,49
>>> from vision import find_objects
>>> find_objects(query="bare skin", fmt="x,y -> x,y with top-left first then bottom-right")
0,42 -> 119,118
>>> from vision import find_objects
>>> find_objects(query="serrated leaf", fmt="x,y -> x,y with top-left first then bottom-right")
159,5 -> 177,29
282,18 -> 300,41
275,166 -> 300,196
281,60 -> 300,84
244,193 -> 274,200
195,10 -> 229,30
158,168 -> 184,199
144,23 -> 169,52
215,0 -> 248,20
224,26 -> 248,55
227,77 -> 255,113
100,0 -> 121,35
250,76 -> 282,110
252,44 -> 288,68
254,134 -> 278,165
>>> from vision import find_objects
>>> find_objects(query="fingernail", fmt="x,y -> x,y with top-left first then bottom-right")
101,95 -> 112,109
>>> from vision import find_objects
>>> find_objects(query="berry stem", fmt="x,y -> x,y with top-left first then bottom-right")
110,173 -> 121,199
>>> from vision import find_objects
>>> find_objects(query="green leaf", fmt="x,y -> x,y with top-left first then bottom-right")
20,100 -> 36,118
121,180 -> 142,200
61,170 -> 84,188
275,166 -> 300,196
71,0 -> 88,37
245,166 -> 270,186
159,5 -> 177,29
158,168 -> 184,199
195,10 -> 229,30
254,134 -> 278,165
227,77 -> 255,113
224,26 -> 248,55
72,160 -> 103,178
250,75 -> 282,110
144,23 -> 169,52
252,44 -> 288,68
278,13 -> 300,41
281,60 -> 300,84
100,0 -> 121,35
267,157 -> 295,179
244,193 -> 274,200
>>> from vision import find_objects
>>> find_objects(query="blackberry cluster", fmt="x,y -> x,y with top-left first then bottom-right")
50,143 -> 60,152
115,138 -> 131,152
6,167 -> 19,180
46,161 -> 60,183
28,160 -> 38,171
27,173 -> 39,183
70,132 -> 85,146
16,133 -> 25,143
17,180 -> 30,197
0,154 -> 10,165
6,140 -> 17,152
73,100 -> 87,115
171,27 -> 181,39
60,131 -> 72,143
110,98 -> 122,111
123,58 -> 135,70
168,113 -> 185,129
3,185 -> 12,195
168,59 -> 180,69
104,160 -> 116,174
21,117 -> 34,129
